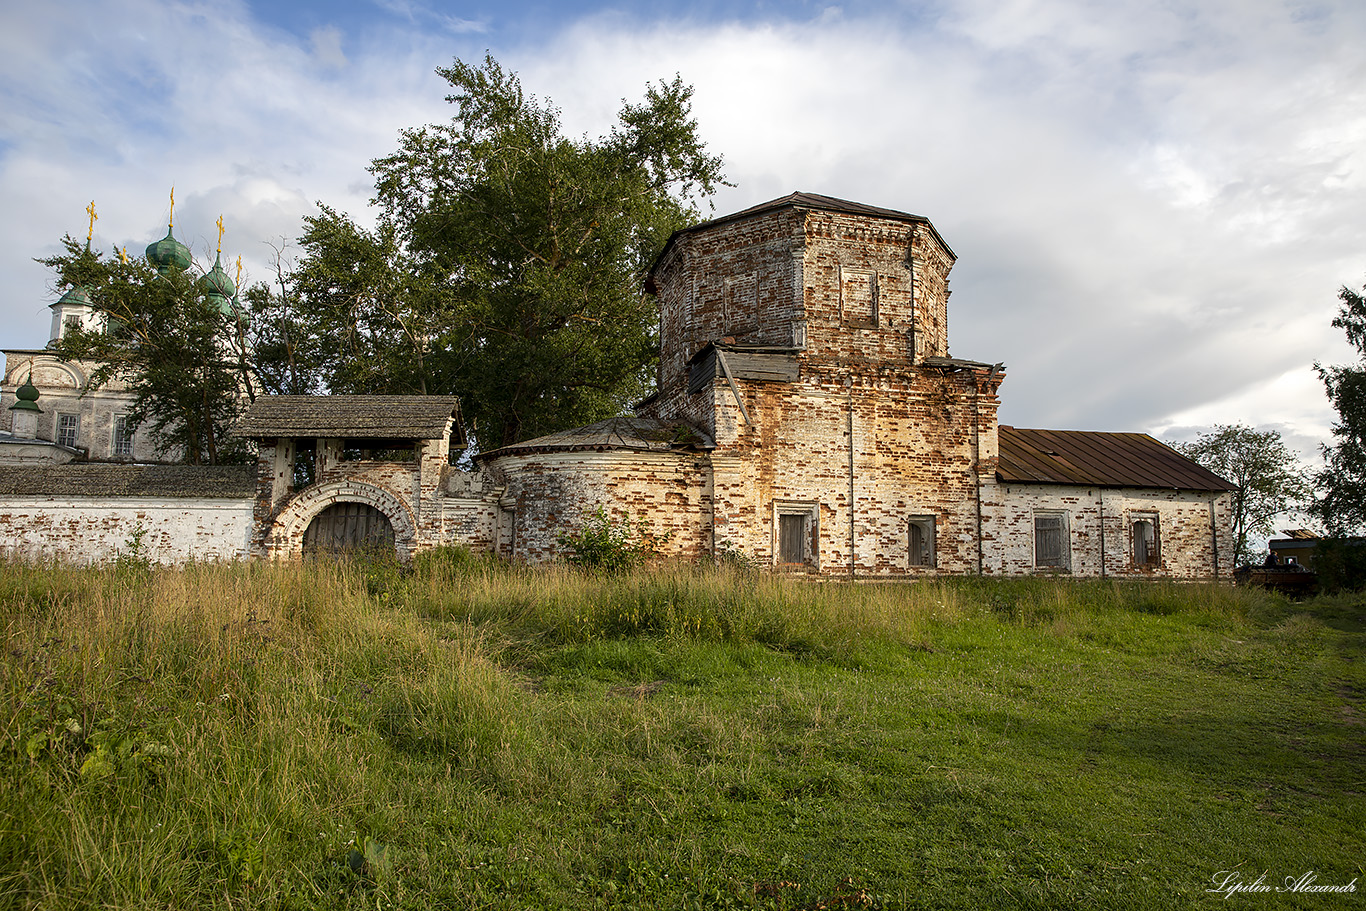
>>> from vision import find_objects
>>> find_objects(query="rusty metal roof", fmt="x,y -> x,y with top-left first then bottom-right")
477,415 -> 712,461
235,395 -> 463,442
997,426 -> 1237,491
0,463 -> 255,499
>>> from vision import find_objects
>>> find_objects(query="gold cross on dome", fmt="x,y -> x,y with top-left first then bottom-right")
85,201 -> 97,243
216,215 -> 225,254
168,186 -> 175,229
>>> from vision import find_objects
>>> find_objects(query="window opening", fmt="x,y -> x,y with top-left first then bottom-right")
293,440 -> 317,490
1034,512 -> 1069,570
341,439 -> 415,462
909,516 -> 936,567
56,413 -> 79,449
1132,515 -> 1160,566
112,415 -> 134,459
774,501 -> 819,568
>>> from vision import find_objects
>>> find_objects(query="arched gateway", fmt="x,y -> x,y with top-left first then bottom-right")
303,501 -> 395,557
235,395 -> 463,562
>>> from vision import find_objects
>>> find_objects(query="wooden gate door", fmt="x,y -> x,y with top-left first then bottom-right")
302,502 -> 396,558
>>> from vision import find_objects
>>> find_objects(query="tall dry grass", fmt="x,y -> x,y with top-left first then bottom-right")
0,552 -> 1282,908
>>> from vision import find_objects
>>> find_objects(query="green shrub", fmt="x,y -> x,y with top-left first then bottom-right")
558,507 -> 668,574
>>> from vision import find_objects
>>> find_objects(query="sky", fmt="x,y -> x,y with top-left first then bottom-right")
2,0 -> 1363,481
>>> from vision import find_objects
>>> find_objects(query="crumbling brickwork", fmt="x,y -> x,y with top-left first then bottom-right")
0,497 -> 251,564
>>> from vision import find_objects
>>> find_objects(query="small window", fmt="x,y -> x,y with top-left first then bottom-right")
112,415 -> 134,459
773,501 -> 819,569
63,315 -> 82,336
56,413 -> 79,449
1132,514 -> 1160,566
293,440 -> 317,490
1034,512 -> 1069,570
909,515 -> 936,567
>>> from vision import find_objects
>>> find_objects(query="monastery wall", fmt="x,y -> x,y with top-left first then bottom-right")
0,497 -> 251,564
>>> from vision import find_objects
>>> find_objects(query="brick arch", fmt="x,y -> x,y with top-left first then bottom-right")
265,480 -> 416,560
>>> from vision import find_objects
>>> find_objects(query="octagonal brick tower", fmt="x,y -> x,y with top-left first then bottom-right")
640,192 -> 1005,575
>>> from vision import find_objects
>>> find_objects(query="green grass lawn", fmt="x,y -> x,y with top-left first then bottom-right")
1,555 -> 1361,909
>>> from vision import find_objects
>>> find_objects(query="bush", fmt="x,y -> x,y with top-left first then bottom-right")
558,507 -> 667,574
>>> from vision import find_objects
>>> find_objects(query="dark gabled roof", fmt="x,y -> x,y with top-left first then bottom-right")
646,192 -> 954,288
477,415 -> 713,462
0,463 -> 256,499
235,395 -> 463,442
997,426 -> 1237,492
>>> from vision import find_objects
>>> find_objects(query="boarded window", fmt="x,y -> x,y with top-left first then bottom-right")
909,516 -> 936,567
112,415 -> 134,459
56,413 -> 79,449
1133,515 -> 1159,566
841,268 -> 877,326
303,502 -> 395,558
779,513 -> 809,564
1034,513 -> 1069,569
774,501 -> 819,568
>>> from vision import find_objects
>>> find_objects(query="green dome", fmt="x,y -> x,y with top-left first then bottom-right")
200,252 -> 237,302
10,373 -> 41,413
145,228 -> 192,273
56,286 -> 90,307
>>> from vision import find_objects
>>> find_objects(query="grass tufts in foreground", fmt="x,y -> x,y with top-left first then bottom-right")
1,553 -> 1361,909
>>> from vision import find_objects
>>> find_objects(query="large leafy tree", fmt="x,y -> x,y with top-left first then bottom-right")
246,212 -> 451,397
1174,424 -> 1310,565
41,237 -> 252,464
1313,280 -> 1366,534
267,55 -> 725,450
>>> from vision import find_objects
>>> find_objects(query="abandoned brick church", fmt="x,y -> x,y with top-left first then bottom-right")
235,193 -> 1237,577
3,193 -> 1237,576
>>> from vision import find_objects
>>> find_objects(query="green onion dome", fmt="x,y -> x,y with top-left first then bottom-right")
10,373 -> 41,413
200,252 -> 237,310
145,228 -> 192,273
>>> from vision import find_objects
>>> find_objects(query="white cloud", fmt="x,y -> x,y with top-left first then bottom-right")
1,0 -> 1363,460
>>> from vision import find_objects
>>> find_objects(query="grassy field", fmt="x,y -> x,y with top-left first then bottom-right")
1,552 -> 1362,909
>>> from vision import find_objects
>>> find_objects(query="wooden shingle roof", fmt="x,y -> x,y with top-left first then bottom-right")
0,464 -> 255,499
997,426 -> 1237,491
235,396 -> 463,442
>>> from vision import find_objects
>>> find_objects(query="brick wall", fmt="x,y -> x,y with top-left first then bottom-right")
0,497 -> 252,564
983,484 -> 1235,578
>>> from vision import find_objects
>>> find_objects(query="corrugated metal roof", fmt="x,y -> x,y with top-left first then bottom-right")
235,395 -> 463,442
646,192 -> 954,289
477,415 -> 712,461
997,426 -> 1237,491
0,463 -> 255,499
